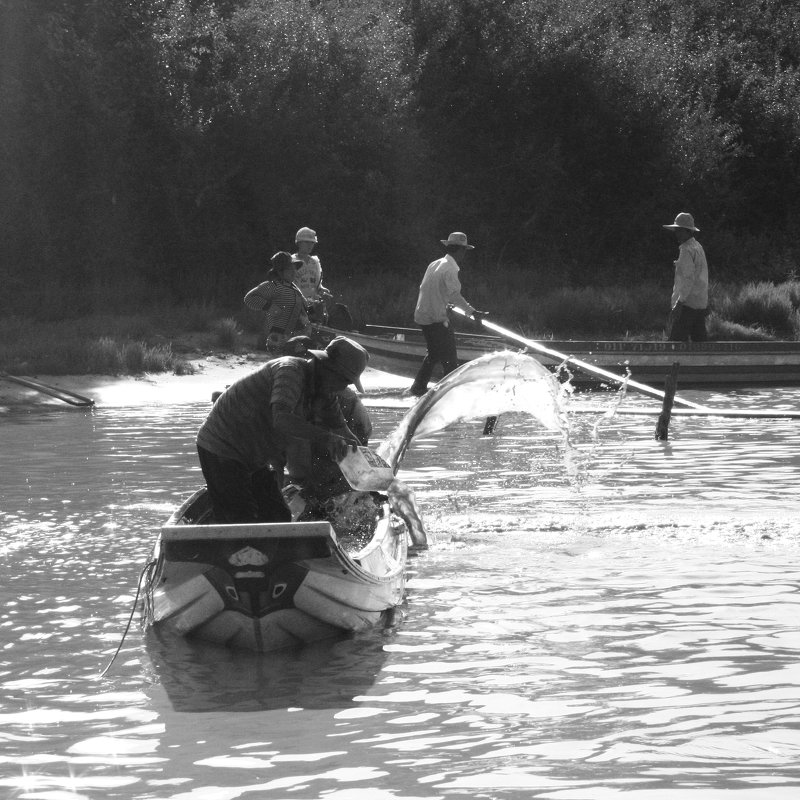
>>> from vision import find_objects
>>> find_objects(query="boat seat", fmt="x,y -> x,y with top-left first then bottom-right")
161,522 -> 335,542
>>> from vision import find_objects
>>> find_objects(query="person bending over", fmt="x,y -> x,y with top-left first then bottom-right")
196,336 -> 368,523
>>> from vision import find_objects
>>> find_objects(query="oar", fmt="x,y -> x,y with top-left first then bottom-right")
449,307 -> 708,411
0,372 -> 95,407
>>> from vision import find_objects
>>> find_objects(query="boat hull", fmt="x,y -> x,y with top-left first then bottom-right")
143,489 -> 408,652
313,324 -> 800,387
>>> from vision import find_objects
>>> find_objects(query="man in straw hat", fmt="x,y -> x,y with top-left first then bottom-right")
663,212 -> 709,342
406,231 -> 488,397
196,336 -> 368,522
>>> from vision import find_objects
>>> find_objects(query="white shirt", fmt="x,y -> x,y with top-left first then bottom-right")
292,253 -> 324,300
671,237 -> 708,309
413,254 -> 474,326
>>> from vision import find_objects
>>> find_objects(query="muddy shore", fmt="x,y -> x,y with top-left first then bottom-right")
0,351 -> 405,409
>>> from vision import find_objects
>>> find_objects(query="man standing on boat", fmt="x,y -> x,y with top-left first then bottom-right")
663,212 -> 709,342
407,231 -> 487,397
196,337 -> 368,523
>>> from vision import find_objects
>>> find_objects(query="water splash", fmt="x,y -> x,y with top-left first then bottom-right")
376,351 -> 567,471
368,352 -> 568,549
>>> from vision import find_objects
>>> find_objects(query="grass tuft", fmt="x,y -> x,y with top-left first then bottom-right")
212,317 -> 242,350
706,313 -> 775,341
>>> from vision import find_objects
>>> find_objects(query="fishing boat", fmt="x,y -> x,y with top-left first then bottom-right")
313,322 -> 800,388
142,487 -> 409,652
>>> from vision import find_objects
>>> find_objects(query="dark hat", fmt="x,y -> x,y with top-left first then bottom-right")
269,251 -> 303,273
281,335 -> 313,356
309,336 -> 369,393
440,231 -> 475,249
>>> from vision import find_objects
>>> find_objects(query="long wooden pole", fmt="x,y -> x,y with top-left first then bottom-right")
0,372 -> 95,406
450,307 -> 708,410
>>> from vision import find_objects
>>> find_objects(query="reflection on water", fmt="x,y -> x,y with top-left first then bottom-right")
1,384 -> 800,798
144,627 -> 393,713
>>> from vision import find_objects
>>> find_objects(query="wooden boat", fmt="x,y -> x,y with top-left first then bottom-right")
313,323 -> 800,388
142,487 -> 408,652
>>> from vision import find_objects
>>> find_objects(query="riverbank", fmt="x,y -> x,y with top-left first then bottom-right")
4,279 -> 800,381
4,277 -> 800,408
0,349 -> 408,410
0,350 -> 255,409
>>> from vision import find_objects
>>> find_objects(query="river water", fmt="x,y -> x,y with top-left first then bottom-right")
1,371 -> 800,799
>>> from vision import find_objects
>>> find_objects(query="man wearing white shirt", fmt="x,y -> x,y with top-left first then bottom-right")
663,212 -> 709,342
407,232 -> 485,397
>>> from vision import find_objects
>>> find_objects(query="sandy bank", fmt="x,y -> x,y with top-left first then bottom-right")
0,352 -> 408,410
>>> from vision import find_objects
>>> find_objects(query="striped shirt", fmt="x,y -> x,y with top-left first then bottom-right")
196,357 -> 344,471
244,279 -> 308,333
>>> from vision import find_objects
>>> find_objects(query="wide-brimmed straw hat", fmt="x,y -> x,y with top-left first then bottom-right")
440,231 -> 475,249
662,212 -> 700,232
309,336 -> 369,393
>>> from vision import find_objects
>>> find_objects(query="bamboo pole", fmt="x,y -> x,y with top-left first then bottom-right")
0,372 -> 95,406
449,307 -> 708,410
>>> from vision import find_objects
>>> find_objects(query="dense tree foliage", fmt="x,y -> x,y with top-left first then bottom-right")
3,0 -> 800,318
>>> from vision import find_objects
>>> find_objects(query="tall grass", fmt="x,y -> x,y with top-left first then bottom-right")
333,270 -> 800,341
712,281 -> 800,339
4,276 -> 800,376
86,338 -> 191,375
0,318 -> 195,376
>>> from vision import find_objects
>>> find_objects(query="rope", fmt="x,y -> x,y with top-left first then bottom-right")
99,558 -> 157,678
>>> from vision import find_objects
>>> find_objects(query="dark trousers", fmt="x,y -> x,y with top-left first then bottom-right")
197,445 -> 291,524
410,322 -> 459,394
667,305 -> 708,343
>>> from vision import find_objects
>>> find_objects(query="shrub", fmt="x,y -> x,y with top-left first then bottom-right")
140,342 -> 189,373
213,318 -> 242,350
87,337 -> 125,374
706,313 -> 775,341
83,337 -> 191,374
720,282 -> 796,338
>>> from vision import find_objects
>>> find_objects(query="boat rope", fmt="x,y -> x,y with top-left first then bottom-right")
99,558 -> 157,678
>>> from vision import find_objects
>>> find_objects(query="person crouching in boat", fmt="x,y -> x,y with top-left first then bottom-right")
280,335 -> 373,452
283,341 -> 373,501
195,336 -> 369,523
244,251 -> 311,355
